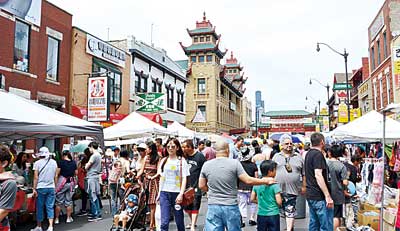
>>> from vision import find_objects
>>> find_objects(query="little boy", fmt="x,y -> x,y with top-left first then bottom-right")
113,194 -> 138,231
251,160 -> 282,231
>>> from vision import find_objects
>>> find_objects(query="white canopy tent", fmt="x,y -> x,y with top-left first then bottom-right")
167,121 -> 196,138
0,91 -> 104,142
103,112 -> 173,140
331,110 -> 400,142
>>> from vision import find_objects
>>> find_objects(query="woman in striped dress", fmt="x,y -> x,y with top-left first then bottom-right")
137,140 -> 160,231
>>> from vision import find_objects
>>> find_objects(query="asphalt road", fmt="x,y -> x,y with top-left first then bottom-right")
18,198 -> 309,231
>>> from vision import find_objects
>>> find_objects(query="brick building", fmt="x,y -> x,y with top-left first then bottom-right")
0,0 -> 72,151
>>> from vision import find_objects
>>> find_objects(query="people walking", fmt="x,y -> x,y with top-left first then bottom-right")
229,136 -> 244,159
199,138 -> 276,231
31,147 -> 58,231
76,148 -> 90,217
54,150 -> 77,224
157,138 -> 190,231
136,140 -> 160,231
85,142 -> 103,222
202,140 -> 216,161
0,145 -> 17,231
251,160 -> 282,231
181,139 -> 206,231
304,133 -> 334,231
272,134 -> 305,231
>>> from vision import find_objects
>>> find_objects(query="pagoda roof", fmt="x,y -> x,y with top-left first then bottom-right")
187,27 -> 219,40
224,52 -> 243,70
180,42 -> 227,59
264,110 -> 312,117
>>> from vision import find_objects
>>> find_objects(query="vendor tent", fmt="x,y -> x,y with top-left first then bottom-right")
0,91 -> 104,142
167,121 -> 195,138
331,110 -> 400,142
103,112 -> 172,140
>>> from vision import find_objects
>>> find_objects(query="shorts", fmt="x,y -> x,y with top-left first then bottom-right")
282,193 -> 297,218
56,182 -> 73,206
184,195 -> 202,214
334,204 -> 343,218
118,211 -> 132,221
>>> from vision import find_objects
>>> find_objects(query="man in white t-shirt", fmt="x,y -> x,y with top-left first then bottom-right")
31,147 -> 58,231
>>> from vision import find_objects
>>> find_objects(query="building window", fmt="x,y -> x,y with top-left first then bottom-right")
110,72 -> 122,104
220,85 -> 224,97
177,91 -> 184,112
14,20 -> 30,72
206,55 -> 213,62
135,74 -> 140,93
198,105 -> 206,118
141,76 -> 147,92
191,56 -> 196,63
383,32 -> 388,59
152,79 -> 157,92
373,81 -> 377,110
46,37 -> 60,81
194,37 -> 198,43
157,82 -> 162,93
200,37 -> 204,42
377,40 -> 381,64
229,92 -> 232,101
206,36 -> 210,42
198,78 -> 206,94
379,78 -> 383,108
199,56 -> 205,62
166,87 -> 174,109
386,74 -> 391,104
371,46 -> 375,70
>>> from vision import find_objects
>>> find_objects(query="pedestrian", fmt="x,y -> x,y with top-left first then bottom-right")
272,134 -> 306,231
136,140 -> 160,231
54,150 -> 78,224
181,139 -> 206,231
76,148 -> 90,217
253,139 -> 269,177
108,160 -> 122,216
343,154 -> 362,229
304,132 -> 334,231
85,141 -> 103,222
199,138 -> 276,231
237,146 -> 258,227
261,139 -> 273,158
251,160 -> 282,231
202,140 -> 216,161
112,147 -> 120,162
155,138 -> 164,157
136,143 -> 147,173
326,145 -> 348,231
157,138 -> 190,231
31,147 -> 58,231
197,140 -> 205,154
0,145 -> 17,231
229,136 -> 244,159
11,151 -> 28,178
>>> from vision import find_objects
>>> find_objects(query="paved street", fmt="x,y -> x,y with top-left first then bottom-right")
19,198 -> 309,231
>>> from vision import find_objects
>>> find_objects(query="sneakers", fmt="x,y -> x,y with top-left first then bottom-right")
66,217 -> 74,223
46,227 -> 53,231
249,220 -> 257,226
54,218 -> 59,225
88,216 -> 102,222
76,210 -> 88,217
30,227 -> 43,231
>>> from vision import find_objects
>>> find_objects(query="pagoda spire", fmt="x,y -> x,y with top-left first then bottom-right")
203,11 -> 206,21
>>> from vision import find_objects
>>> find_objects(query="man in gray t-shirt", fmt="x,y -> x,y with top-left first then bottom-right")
85,142 -> 102,221
199,138 -> 275,231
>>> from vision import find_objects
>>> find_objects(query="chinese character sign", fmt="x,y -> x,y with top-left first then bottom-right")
87,76 -> 109,122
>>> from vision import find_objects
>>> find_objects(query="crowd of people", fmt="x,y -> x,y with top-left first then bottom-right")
0,131 -> 365,231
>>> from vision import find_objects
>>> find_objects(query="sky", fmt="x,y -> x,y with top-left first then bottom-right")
48,0 -> 384,112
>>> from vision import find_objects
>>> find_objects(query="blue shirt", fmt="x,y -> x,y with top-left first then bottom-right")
229,143 -> 240,159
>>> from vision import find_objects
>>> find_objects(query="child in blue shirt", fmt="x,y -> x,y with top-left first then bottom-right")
251,160 -> 282,231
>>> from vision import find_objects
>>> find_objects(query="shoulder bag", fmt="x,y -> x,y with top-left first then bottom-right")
179,157 -> 195,206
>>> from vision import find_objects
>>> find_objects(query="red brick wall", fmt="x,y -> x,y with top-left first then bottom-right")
361,57 -> 369,82
0,0 -> 72,113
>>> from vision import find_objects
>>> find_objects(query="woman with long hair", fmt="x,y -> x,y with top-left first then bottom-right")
157,138 -> 189,231
12,152 -> 29,177
54,150 -> 77,224
76,148 -> 90,216
137,140 -> 160,230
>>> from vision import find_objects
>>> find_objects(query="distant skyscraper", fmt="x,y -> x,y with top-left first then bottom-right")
255,91 -> 262,108
255,90 -> 265,123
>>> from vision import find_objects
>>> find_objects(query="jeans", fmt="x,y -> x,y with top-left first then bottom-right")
81,187 -> 88,211
36,188 -> 55,222
257,214 -> 280,231
204,204 -> 241,231
109,183 -> 119,216
87,178 -> 101,218
160,191 -> 185,231
307,199 -> 333,231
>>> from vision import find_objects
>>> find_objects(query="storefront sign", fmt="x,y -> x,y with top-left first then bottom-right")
393,46 -> 400,90
322,116 -> 329,132
86,34 -> 126,68
369,10 -> 384,40
350,108 -> 361,121
135,93 -> 166,113
87,76 -> 109,122
358,80 -> 370,98
267,118 -> 313,124
335,90 -> 348,104
338,103 -> 348,123
0,0 -> 42,26
320,107 -> 329,116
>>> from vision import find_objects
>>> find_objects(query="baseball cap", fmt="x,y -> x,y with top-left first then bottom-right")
127,194 -> 138,204
137,143 -> 148,151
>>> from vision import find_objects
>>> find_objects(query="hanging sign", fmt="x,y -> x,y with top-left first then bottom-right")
135,93 -> 166,113
322,116 -> 330,132
338,103 -> 348,123
393,46 -> 400,89
87,76 -> 109,122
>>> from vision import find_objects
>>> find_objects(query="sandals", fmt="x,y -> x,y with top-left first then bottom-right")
185,225 -> 197,229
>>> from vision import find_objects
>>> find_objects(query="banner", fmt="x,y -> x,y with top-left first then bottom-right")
87,76 -> 109,122
338,103 -> 348,123
393,46 -> 400,89
0,0 -> 42,26
135,93 -> 166,113
320,107 -> 329,116
322,116 -> 329,132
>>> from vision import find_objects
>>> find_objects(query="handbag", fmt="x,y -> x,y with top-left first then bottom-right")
179,158 -> 195,206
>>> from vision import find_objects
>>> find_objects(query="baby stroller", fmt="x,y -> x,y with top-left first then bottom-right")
110,179 -> 147,231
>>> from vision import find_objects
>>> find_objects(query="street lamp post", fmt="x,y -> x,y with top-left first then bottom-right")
316,42 -> 351,123
306,96 -> 321,131
381,103 -> 400,231
310,78 -> 331,130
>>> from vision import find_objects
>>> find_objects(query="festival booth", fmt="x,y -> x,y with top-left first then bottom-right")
0,91 -> 104,224
330,110 -> 400,231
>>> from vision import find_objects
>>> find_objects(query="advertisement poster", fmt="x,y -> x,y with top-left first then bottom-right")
338,103 -> 348,123
322,116 -> 329,132
0,0 -> 42,26
135,93 -> 166,113
393,46 -> 400,89
87,76 -> 109,122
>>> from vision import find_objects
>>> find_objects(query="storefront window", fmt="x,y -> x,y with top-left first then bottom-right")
46,37 -> 60,81
14,20 -> 30,72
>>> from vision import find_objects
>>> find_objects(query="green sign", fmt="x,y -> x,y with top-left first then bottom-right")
135,93 -> 167,113
333,83 -> 352,90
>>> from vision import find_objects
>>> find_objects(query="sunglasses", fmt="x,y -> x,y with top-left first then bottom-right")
284,143 -> 293,145
167,145 -> 177,149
